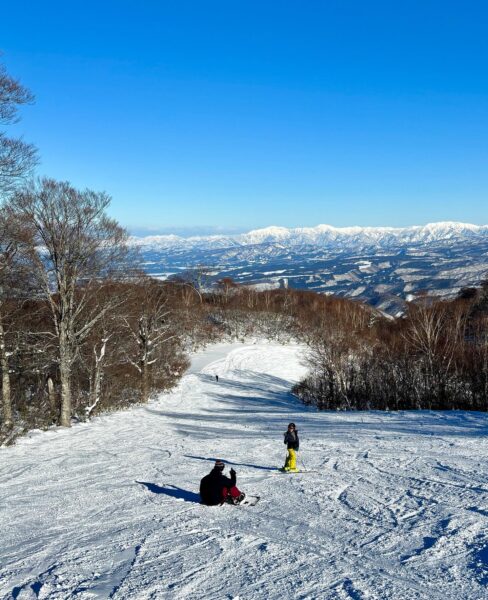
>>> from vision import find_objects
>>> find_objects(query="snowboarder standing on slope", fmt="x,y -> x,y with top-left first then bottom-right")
283,422 -> 299,472
200,460 -> 245,505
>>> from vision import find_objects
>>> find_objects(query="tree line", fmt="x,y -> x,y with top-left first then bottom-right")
0,181 -> 194,442
292,285 -> 488,412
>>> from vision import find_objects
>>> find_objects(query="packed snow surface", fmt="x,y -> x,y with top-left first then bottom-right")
2,342 -> 488,599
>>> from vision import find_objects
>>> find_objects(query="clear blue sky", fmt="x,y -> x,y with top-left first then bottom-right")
2,1 -> 488,233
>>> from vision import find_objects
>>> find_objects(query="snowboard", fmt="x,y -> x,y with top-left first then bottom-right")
238,495 -> 260,506
274,469 -> 318,474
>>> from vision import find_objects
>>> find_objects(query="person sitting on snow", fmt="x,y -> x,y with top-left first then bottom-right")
199,460 -> 246,505
282,422 -> 300,472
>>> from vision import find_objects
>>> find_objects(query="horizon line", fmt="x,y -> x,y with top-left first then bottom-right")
128,220 -> 487,239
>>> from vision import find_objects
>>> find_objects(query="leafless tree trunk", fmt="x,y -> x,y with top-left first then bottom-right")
58,323 -> 73,426
47,376 -> 56,414
86,334 -> 110,418
0,313 -> 11,426
245,287 -> 257,309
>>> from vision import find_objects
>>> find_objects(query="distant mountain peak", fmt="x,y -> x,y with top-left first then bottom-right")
130,221 -> 488,250
247,225 -> 290,235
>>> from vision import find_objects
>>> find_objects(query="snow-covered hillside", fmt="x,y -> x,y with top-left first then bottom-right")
130,222 -> 488,314
2,343 -> 488,599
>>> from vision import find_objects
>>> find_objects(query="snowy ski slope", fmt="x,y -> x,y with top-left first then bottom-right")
2,342 -> 488,599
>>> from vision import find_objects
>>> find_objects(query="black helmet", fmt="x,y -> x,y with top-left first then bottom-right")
214,460 -> 225,471
288,422 -> 296,428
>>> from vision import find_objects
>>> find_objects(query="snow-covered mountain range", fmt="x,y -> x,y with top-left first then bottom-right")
132,222 -> 488,250
131,222 -> 488,314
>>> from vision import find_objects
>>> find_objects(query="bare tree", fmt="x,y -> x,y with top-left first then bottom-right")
121,277 -> 179,403
85,317 -> 114,419
0,59 -> 37,429
217,277 -> 238,305
0,211 -> 17,427
8,178 -> 129,426
170,278 -> 203,309
80,283 -> 131,418
0,208 -> 34,428
244,286 -> 258,309
0,60 -> 37,195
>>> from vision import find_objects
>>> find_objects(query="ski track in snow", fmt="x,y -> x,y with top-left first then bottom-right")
2,341 -> 488,599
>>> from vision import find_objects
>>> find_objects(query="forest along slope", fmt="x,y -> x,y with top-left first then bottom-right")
2,343 -> 488,599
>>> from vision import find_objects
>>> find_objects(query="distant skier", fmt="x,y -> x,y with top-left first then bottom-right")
199,460 -> 245,505
282,422 -> 299,472
215,375 -> 219,382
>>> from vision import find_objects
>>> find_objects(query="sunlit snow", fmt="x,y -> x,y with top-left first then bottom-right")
2,342 -> 488,599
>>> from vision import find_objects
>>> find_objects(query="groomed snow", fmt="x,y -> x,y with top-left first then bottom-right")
2,342 -> 488,599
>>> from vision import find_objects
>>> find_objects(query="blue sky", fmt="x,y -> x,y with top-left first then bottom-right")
2,1 -> 488,234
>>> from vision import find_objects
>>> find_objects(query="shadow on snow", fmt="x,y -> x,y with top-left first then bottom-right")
184,454 -> 277,472
143,369 -> 488,443
136,481 -> 201,503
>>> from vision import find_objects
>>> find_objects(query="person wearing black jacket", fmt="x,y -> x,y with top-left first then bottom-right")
282,422 -> 299,472
199,460 -> 245,505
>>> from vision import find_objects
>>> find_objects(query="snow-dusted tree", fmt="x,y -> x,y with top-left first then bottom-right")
7,178 -> 128,426
121,277 -> 180,403
0,209 -> 33,428
402,297 -> 467,405
0,214 -> 16,427
76,282 -> 132,418
0,304 -> 14,428
84,308 -> 116,418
